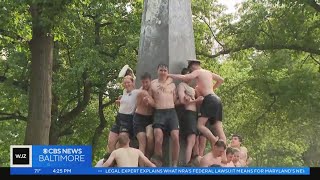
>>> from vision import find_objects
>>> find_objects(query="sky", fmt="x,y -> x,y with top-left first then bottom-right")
218,0 -> 244,14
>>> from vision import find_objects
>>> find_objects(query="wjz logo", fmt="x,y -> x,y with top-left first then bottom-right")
10,145 -> 32,167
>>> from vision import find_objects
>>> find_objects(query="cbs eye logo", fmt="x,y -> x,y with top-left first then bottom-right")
10,145 -> 32,167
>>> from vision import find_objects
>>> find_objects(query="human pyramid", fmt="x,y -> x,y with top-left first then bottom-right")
95,59 -> 250,168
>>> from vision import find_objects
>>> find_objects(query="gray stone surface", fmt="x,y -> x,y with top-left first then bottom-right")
136,0 -> 196,85
136,0 -> 196,166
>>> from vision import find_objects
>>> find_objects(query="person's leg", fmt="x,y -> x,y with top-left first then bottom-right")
153,127 -> 164,163
170,129 -> 180,167
146,124 -> 154,158
107,131 -> 118,153
197,117 -> 217,148
198,135 -> 207,156
136,131 -> 147,166
185,133 -> 196,164
192,135 -> 200,158
136,132 -> 147,154
212,121 -> 226,143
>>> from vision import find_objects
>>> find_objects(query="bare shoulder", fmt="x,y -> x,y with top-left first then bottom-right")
202,68 -> 213,74
138,89 -> 148,95
170,82 -> 176,89
150,80 -> 158,88
133,148 -> 143,154
240,146 -> 248,152
151,79 -> 158,84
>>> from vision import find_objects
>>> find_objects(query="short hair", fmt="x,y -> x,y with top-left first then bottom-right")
226,147 -> 234,155
157,63 -> 168,69
232,134 -> 243,142
232,148 -> 240,153
181,68 -> 190,75
187,61 -> 200,69
117,134 -> 129,146
214,140 -> 227,149
141,72 -> 151,80
210,164 -> 222,167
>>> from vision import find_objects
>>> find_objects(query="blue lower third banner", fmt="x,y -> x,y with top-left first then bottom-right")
11,167 -> 310,175
10,145 -> 92,168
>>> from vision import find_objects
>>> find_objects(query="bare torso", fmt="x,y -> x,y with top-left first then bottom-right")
151,80 -> 176,109
113,147 -> 140,167
195,69 -> 214,96
135,89 -> 153,115
200,152 -> 222,167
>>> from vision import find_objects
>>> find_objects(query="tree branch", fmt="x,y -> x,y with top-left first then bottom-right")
100,20 -> 129,27
255,95 -> 277,123
306,0 -> 320,12
58,125 -> 74,137
59,76 -> 91,124
310,54 -> 320,65
99,42 -> 127,58
0,111 -> 27,121
194,15 -> 224,48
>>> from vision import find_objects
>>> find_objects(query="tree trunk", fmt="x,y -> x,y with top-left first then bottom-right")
24,4 -> 53,145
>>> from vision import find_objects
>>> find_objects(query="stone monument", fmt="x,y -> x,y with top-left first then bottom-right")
136,0 -> 196,166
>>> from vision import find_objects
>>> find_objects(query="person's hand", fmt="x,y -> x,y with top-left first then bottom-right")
143,96 -> 149,105
196,96 -> 204,102
184,96 -> 191,103
115,99 -> 121,106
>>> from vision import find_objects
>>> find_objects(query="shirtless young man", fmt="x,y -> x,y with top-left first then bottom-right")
177,68 -> 204,165
103,134 -> 156,167
221,147 -> 235,167
198,140 -> 226,167
229,134 -> 248,166
133,72 -> 155,158
145,63 -> 180,167
168,59 -> 226,146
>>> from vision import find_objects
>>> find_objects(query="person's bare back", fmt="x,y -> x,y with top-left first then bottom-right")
111,147 -> 140,167
103,134 -> 156,167
193,69 -> 218,97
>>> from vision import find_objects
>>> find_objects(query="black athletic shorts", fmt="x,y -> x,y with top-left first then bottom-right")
153,108 -> 179,133
200,94 -> 223,124
133,113 -> 153,136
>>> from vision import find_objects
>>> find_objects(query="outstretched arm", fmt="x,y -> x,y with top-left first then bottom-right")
102,151 -> 116,167
168,70 -> 199,81
138,151 -> 156,167
212,73 -> 224,91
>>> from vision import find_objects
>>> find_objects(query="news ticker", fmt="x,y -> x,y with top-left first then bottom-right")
9,145 -> 310,175
10,167 -> 310,175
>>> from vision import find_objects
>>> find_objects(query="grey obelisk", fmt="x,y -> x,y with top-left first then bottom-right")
136,0 -> 196,166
